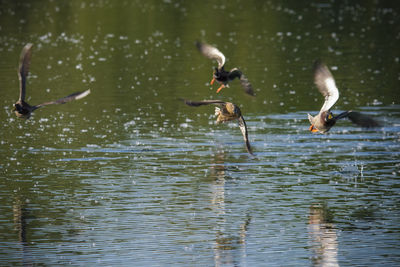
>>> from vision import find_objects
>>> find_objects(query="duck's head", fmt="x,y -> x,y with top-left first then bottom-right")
211,67 -> 221,81
214,66 -> 221,76
324,111 -> 334,123
13,103 -> 23,113
13,102 -> 31,119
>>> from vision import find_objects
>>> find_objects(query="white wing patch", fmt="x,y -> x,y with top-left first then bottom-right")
209,46 -> 226,69
75,89 -> 91,100
197,42 -> 226,69
320,77 -> 339,112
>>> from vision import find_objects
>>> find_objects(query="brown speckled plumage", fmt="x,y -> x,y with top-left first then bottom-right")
183,99 -> 253,155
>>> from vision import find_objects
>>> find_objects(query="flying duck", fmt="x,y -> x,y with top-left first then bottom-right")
183,99 -> 253,155
308,60 -> 381,133
196,41 -> 254,96
13,43 -> 90,119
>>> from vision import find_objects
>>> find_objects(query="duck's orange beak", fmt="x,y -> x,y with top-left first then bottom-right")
309,124 -> 319,133
216,84 -> 225,93
210,77 -> 216,85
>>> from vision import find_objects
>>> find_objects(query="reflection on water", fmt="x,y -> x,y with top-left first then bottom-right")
214,216 -> 251,267
13,195 -> 33,267
210,150 -> 251,267
0,108 -> 398,265
309,203 -> 338,267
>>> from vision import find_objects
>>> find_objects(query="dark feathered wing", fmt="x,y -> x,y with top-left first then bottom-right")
183,99 -> 226,107
333,111 -> 351,121
239,73 -> 254,96
334,110 -> 382,128
18,43 -> 33,101
228,68 -> 254,96
347,111 -> 382,128
238,116 -> 253,155
33,89 -> 91,110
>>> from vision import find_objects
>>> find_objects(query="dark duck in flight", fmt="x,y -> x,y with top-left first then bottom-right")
308,60 -> 381,133
13,43 -> 91,119
196,41 -> 254,96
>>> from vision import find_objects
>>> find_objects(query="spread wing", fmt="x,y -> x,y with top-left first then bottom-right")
238,116 -> 253,155
196,41 -> 226,69
33,89 -> 91,109
18,43 -> 33,101
229,68 -> 255,96
347,111 -> 382,128
334,110 -> 382,128
313,60 -> 339,112
239,73 -> 254,96
333,111 -> 351,121
183,99 -> 226,107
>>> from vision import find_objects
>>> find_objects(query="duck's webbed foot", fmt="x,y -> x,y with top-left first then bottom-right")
216,84 -> 225,93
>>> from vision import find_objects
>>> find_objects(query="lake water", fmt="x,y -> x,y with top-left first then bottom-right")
0,1 -> 399,266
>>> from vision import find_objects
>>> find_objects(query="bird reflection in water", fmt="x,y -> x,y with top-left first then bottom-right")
213,215 -> 252,267
308,203 -> 339,267
210,149 -> 228,216
209,150 -> 252,267
13,196 -> 34,266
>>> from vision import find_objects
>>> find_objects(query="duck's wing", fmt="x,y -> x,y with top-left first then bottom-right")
18,43 -> 33,101
313,60 -> 339,113
334,110 -> 382,128
33,89 -> 91,109
347,111 -> 382,128
183,99 -> 226,107
333,111 -> 351,121
229,68 -> 255,96
238,116 -> 253,155
238,74 -> 254,96
196,41 -> 226,69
